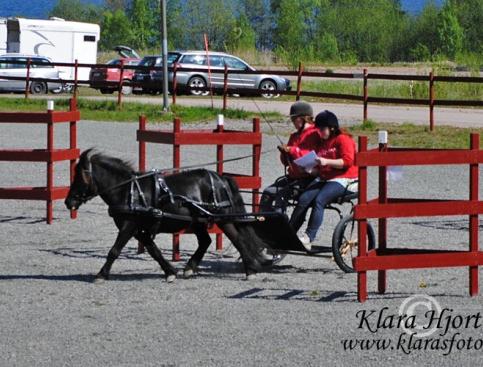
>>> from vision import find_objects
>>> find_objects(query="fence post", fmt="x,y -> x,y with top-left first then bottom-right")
46,112 -> 54,224
136,114 -> 147,254
24,58 -> 31,99
172,118 -> 181,261
73,59 -> 79,101
69,98 -> 78,219
117,59 -> 125,109
172,63 -> 178,105
357,136 -> 368,302
296,62 -> 303,101
223,64 -> 228,110
378,131 -> 388,294
429,71 -> 435,131
469,133 -> 480,296
252,117 -> 261,211
363,68 -> 368,122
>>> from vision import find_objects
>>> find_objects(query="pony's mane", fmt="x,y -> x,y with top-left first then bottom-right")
80,149 -> 135,176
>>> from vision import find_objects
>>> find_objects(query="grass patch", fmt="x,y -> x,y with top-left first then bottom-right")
300,79 -> 483,101
348,121 -> 483,149
0,97 -> 282,123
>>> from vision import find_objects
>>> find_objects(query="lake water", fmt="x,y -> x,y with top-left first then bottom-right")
0,0 -> 102,18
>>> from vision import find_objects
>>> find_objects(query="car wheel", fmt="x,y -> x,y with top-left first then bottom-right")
188,76 -> 209,96
121,79 -> 132,95
100,88 -> 114,94
30,82 -> 47,95
259,79 -> 279,99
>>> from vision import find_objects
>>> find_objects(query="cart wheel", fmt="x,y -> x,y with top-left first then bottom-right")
332,214 -> 375,273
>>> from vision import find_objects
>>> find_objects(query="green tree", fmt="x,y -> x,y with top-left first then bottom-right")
447,0 -> 483,53
225,14 -> 256,53
410,1 -> 441,58
128,0 -> 157,49
49,0 -> 102,23
99,9 -> 134,50
437,4 -> 464,59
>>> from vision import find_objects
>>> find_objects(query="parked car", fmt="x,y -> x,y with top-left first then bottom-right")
133,51 -> 291,98
0,54 -> 62,94
89,46 -> 141,95
132,53 -> 179,95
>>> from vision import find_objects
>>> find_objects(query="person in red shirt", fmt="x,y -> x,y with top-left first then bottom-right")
260,101 -> 320,212
289,110 -> 358,250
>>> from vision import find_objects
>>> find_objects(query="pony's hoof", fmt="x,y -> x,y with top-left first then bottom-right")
184,269 -> 194,279
246,274 -> 257,281
166,274 -> 176,283
93,276 -> 107,284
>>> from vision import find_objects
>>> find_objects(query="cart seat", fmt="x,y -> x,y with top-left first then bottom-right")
332,191 -> 358,204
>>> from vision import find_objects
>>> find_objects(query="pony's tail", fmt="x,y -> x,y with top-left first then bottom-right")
222,175 -> 273,269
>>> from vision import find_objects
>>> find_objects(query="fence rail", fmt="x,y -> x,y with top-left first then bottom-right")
1,58 -> 482,130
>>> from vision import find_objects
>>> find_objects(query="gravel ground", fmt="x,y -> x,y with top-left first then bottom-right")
0,119 -> 482,367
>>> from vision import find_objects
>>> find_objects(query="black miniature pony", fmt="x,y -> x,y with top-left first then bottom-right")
65,149 -> 271,282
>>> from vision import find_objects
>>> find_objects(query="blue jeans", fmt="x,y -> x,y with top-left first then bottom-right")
289,180 -> 347,242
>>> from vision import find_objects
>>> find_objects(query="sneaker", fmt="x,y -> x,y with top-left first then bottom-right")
298,233 -> 312,251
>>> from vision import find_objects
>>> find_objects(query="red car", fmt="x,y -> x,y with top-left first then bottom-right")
89,46 -> 141,95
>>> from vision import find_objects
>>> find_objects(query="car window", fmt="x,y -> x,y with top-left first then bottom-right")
127,60 -> 140,66
181,54 -> 207,66
167,53 -> 180,65
32,58 -> 53,68
4,58 -> 28,69
138,57 -> 157,67
208,55 -> 224,67
107,59 -> 121,66
224,57 -> 248,70
0,59 -> 8,69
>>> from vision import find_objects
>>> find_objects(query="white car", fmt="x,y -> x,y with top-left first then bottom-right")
0,54 -> 62,94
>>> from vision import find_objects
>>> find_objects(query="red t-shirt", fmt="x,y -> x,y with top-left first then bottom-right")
316,134 -> 358,180
281,124 -> 321,178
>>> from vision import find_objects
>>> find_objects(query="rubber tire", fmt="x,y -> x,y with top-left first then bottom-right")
332,214 -> 376,273
188,76 -> 209,96
121,79 -> 133,95
30,82 -> 47,95
259,79 -> 279,99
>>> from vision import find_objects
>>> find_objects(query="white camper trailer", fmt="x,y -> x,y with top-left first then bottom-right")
0,19 -> 6,54
6,18 -> 100,80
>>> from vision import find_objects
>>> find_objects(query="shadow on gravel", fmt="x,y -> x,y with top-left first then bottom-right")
227,288 -> 465,303
38,247 -> 153,261
411,219 -> 483,231
0,274 -> 93,283
0,272 -> 167,283
0,215 -> 45,224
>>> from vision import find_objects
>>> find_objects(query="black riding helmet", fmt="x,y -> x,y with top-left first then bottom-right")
315,110 -> 339,130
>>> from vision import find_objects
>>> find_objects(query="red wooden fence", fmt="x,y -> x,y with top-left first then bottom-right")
137,115 -> 262,261
353,133 -> 482,302
2,58 -> 482,131
0,98 -> 80,223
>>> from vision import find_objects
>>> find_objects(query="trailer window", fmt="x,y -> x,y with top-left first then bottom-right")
84,35 -> 96,42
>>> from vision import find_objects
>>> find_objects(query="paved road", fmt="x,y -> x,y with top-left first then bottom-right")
8,93 -> 483,128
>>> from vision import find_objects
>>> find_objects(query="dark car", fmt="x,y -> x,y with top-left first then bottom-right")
89,46 -> 141,95
132,53 -> 179,95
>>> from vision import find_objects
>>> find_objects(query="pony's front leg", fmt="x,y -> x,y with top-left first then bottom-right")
95,221 -> 137,283
136,232 -> 178,282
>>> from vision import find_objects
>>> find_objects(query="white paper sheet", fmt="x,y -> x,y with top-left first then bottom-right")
293,150 -> 318,171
